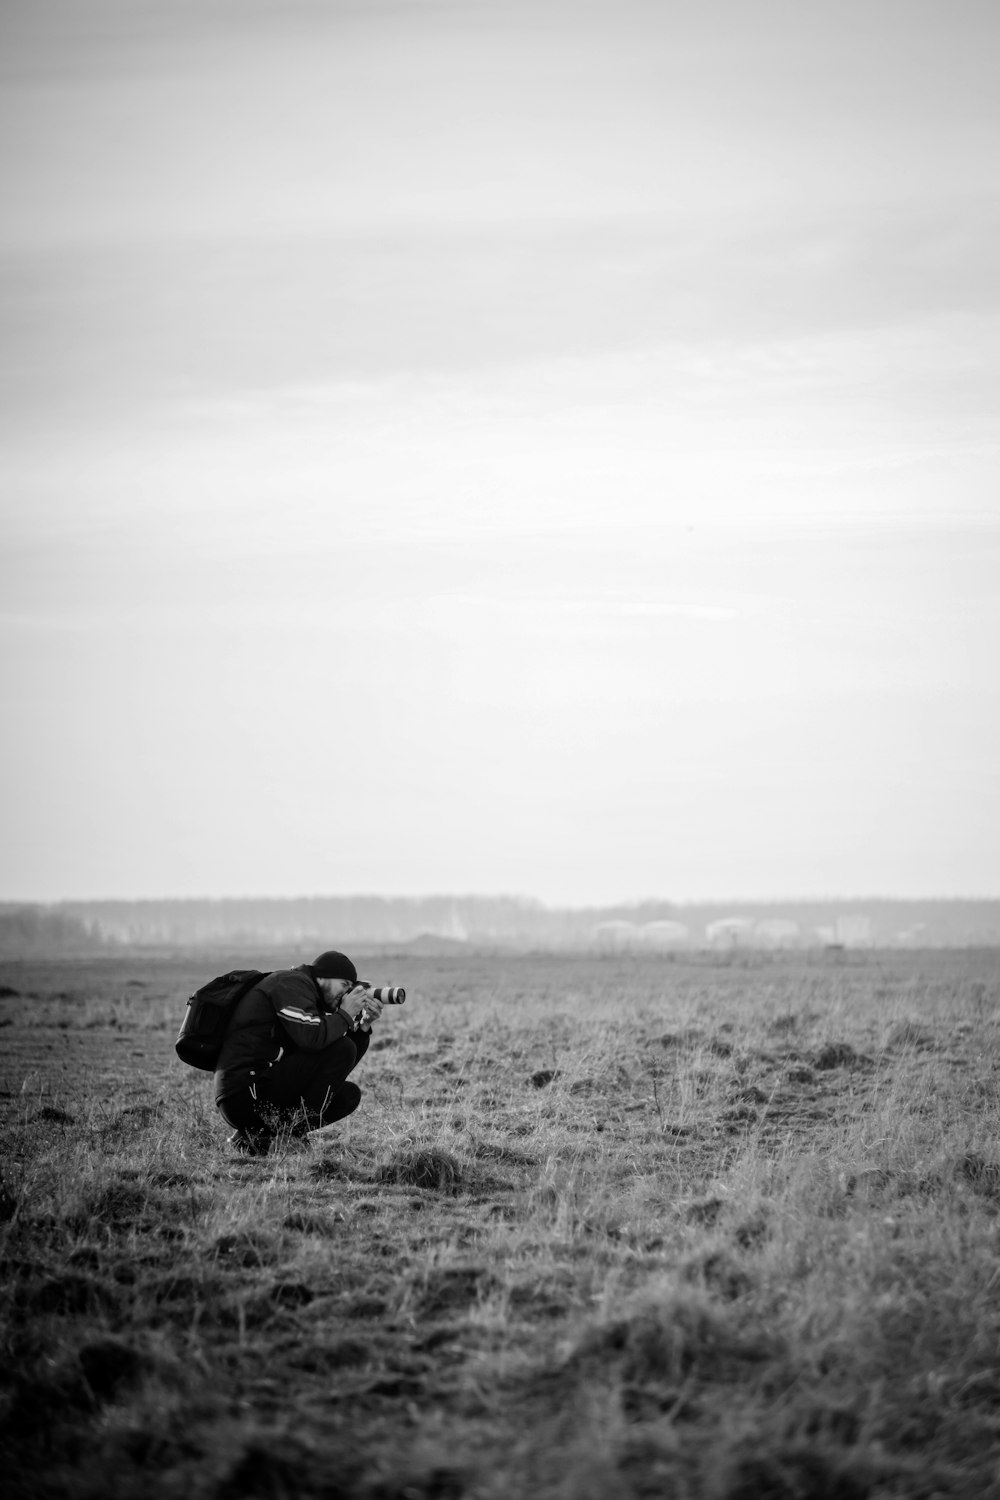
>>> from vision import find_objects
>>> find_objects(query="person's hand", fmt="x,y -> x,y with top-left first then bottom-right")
338,984 -> 366,1024
356,986 -> 384,1026
340,984 -> 383,1026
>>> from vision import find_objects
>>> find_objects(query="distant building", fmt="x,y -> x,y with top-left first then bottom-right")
893,923 -> 927,946
754,918 -> 800,948
592,920 -> 640,951
835,914 -> 872,947
637,920 -> 688,949
705,917 -> 755,948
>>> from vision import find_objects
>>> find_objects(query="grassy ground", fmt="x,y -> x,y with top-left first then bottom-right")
1,948 -> 999,1499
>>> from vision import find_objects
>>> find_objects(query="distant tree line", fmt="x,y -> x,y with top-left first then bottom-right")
0,904 -> 108,956
1,895 -> 999,956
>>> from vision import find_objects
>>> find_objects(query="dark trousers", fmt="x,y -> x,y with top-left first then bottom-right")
218,1031 -> 370,1138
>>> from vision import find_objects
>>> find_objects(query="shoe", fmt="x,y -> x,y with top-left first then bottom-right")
228,1129 -> 271,1157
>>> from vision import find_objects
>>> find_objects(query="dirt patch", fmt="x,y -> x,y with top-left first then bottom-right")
34,1105 -> 76,1124
813,1043 -> 870,1070
78,1338 -> 143,1399
530,1069 -> 558,1088
411,1265 -> 497,1317
721,1443 -> 873,1499
282,1210 -> 345,1235
269,1281 -> 314,1308
685,1197 -> 725,1227
683,1250 -> 755,1302
470,1138 -> 538,1168
215,1439 -> 365,1500
24,1271 -> 118,1317
212,1231 -> 282,1267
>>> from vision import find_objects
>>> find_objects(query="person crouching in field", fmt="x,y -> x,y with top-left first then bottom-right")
214,949 -> 383,1155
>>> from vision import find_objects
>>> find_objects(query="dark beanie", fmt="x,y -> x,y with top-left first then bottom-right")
311,949 -> 357,982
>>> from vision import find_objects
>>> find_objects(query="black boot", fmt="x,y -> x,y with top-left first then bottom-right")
228,1128 -> 271,1157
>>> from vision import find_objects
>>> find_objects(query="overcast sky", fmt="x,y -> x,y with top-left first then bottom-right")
1,0 -> 998,905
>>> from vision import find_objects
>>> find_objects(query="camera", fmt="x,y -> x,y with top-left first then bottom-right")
366,985 -> 405,1004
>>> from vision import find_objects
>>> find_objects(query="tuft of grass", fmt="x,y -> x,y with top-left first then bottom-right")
374,1145 -> 463,1192
570,1285 -> 771,1387
884,1018 -> 937,1050
949,1150 -> 1000,1195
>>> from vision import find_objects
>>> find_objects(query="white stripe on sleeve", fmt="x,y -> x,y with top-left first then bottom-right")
278,1006 -> 322,1026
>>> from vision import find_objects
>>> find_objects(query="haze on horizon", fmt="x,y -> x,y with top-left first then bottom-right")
2,0 -> 999,908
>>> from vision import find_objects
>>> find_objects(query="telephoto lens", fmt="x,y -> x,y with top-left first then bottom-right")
371,986 -> 405,1004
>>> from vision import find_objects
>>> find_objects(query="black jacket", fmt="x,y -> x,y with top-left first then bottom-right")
214,966 -> 352,1101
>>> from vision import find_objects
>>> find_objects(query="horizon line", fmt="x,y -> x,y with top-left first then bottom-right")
6,892 -> 1000,909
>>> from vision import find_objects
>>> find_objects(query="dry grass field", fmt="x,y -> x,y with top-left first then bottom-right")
2,948 -> 999,1500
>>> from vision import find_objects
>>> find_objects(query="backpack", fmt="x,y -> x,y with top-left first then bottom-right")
175,969 -> 272,1071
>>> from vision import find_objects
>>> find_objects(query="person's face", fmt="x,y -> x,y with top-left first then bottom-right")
319,976 -> 356,1007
